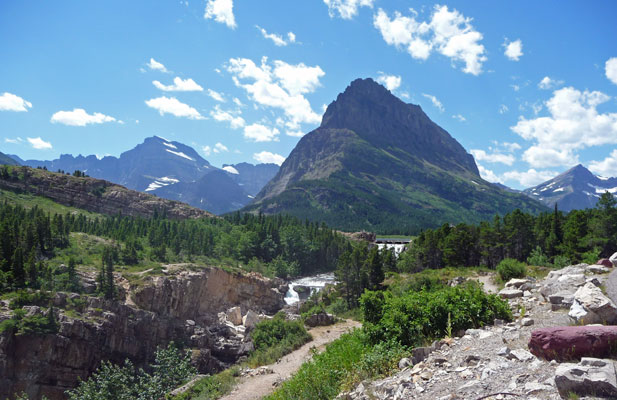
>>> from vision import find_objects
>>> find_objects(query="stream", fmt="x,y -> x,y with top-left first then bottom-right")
284,273 -> 337,305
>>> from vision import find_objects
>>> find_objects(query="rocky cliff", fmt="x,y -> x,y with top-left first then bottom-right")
0,166 -> 212,220
0,266 -> 286,400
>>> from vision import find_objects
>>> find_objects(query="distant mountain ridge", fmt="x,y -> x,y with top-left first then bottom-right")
12,136 -> 279,214
523,164 -> 617,211
0,151 -> 19,166
246,78 -> 547,233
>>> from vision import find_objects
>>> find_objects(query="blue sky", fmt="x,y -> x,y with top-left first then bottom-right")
1,0 -> 617,189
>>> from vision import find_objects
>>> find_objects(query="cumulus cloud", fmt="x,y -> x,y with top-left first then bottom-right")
256,25 -> 296,46
470,149 -> 515,166
606,58 -> 617,85
373,5 -> 487,75
511,87 -> 617,168
214,142 -> 228,153
253,150 -> 285,165
153,77 -> 203,92
51,108 -> 117,126
243,123 -> 280,142
324,0 -> 374,19
27,137 -> 52,150
503,39 -> 523,61
376,73 -> 401,91
226,57 -> 324,133
538,76 -> 564,90
422,93 -> 444,112
145,96 -> 205,119
589,149 -> 617,177
147,58 -> 169,73
204,0 -> 236,29
210,105 -> 245,129
477,164 -> 500,183
202,146 -> 212,156
0,92 -> 32,112
502,168 -> 557,188
207,89 -> 225,102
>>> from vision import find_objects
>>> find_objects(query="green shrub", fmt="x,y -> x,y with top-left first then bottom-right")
496,258 -> 527,282
360,284 -> 512,347
172,367 -> 239,400
552,255 -> 571,269
526,246 -> 550,267
248,312 -> 311,367
9,290 -> 51,309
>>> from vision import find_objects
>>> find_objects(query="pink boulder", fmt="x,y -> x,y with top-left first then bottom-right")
529,326 -> 617,361
596,258 -> 613,268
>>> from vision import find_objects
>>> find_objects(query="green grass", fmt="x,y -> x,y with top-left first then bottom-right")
0,188 -> 102,218
171,367 -> 239,400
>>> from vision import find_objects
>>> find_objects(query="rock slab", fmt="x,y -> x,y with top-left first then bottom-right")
528,326 -> 617,361
555,358 -> 617,398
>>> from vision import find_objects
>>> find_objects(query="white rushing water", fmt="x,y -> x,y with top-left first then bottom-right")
376,243 -> 407,257
284,272 -> 337,305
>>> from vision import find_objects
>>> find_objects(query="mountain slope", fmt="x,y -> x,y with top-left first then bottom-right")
0,151 -> 19,165
247,78 -> 547,233
523,164 -> 617,211
13,137 -> 266,214
223,162 -> 280,197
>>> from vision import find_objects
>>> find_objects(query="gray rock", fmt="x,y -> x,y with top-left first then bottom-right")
505,278 -> 531,289
508,348 -> 535,362
226,306 -> 243,325
398,357 -> 412,369
497,346 -> 510,356
520,317 -> 534,327
569,282 -> 617,325
411,346 -> 432,365
305,311 -> 335,327
610,252 -> 617,268
499,288 -> 523,299
555,358 -> 617,398
242,310 -> 260,328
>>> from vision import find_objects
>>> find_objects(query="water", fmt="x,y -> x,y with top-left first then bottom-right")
376,243 -> 407,257
284,272 -> 337,305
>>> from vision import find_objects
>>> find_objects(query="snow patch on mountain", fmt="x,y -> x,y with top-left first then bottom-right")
222,166 -> 239,175
165,149 -> 194,161
145,176 -> 180,191
163,142 -> 177,150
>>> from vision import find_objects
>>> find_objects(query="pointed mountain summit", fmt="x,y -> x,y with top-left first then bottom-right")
523,164 -> 617,211
247,78 -> 546,233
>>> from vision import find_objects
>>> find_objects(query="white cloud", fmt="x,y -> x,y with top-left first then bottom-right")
214,142 -> 228,153
511,84 -> 520,92
470,149 -> 515,166
590,149 -> 617,177
477,164 -> 500,183
499,104 -> 509,114
606,58 -> 617,85
207,89 -> 225,102
147,58 -> 169,73
204,0 -> 236,29
145,96 -> 205,120
422,93 -> 444,112
512,87 -> 617,168
286,130 -> 305,137
0,92 -> 32,112
502,169 -> 557,188
538,76 -> 564,90
233,97 -> 243,107
27,137 -> 52,150
324,0 -> 374,19
222,165 -> 239,174
226,57 -> 324,132
5,137 -> 23,144
210,105 -> 245,129
202,146 -> 212,156
452,114 -> 466,122
376,73 -> 401,91
253,150 -> 285,165
373,5 -> 487,75
256,25 -> 296,46
51,108 -> 116,126
153,77 -> 203,92
503,39 -> 523,61
499,142 -> 522,152
243,123 -> 280,142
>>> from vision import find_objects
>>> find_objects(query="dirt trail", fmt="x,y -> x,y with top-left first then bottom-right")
470,273 -> 499,294
220,319 -> 361,400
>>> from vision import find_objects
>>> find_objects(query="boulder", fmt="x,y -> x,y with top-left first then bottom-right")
569,283 -> 617,325
499,288 -> 523,299
555,358 -> 617,398
304,312 -> 335,327
528,326 -> 617,361
597,258 -> 613,268
610,252 -> 617,268
226,307 -> 243,326
588,264 -> 612,274
242,310 -> 260,329
549,291 -> 574,310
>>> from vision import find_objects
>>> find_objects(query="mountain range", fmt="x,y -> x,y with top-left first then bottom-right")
523,164 -> 617,211
245,78 -> 547,233
9,137 -> 279,215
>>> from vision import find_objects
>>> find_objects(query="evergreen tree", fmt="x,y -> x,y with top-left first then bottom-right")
366,246 -> 384,290
12,247 -> 25,287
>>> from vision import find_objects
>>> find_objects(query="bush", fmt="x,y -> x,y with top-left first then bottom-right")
552,255 -> 571,269
360,284 -> 512,347
248,313 -> 312,367
172,367 -> 239,400
496,258 -> 527,282
526,246 -> 550,267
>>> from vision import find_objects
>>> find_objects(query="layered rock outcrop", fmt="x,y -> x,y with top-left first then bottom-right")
0,266 -> 286,400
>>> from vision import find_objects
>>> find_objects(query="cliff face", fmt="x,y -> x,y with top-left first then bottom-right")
0,267 -> 287,400
0,166 -> 212,220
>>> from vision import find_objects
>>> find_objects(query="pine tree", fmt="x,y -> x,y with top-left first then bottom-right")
12,247 -> 25,288
366,246 -> 384,290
